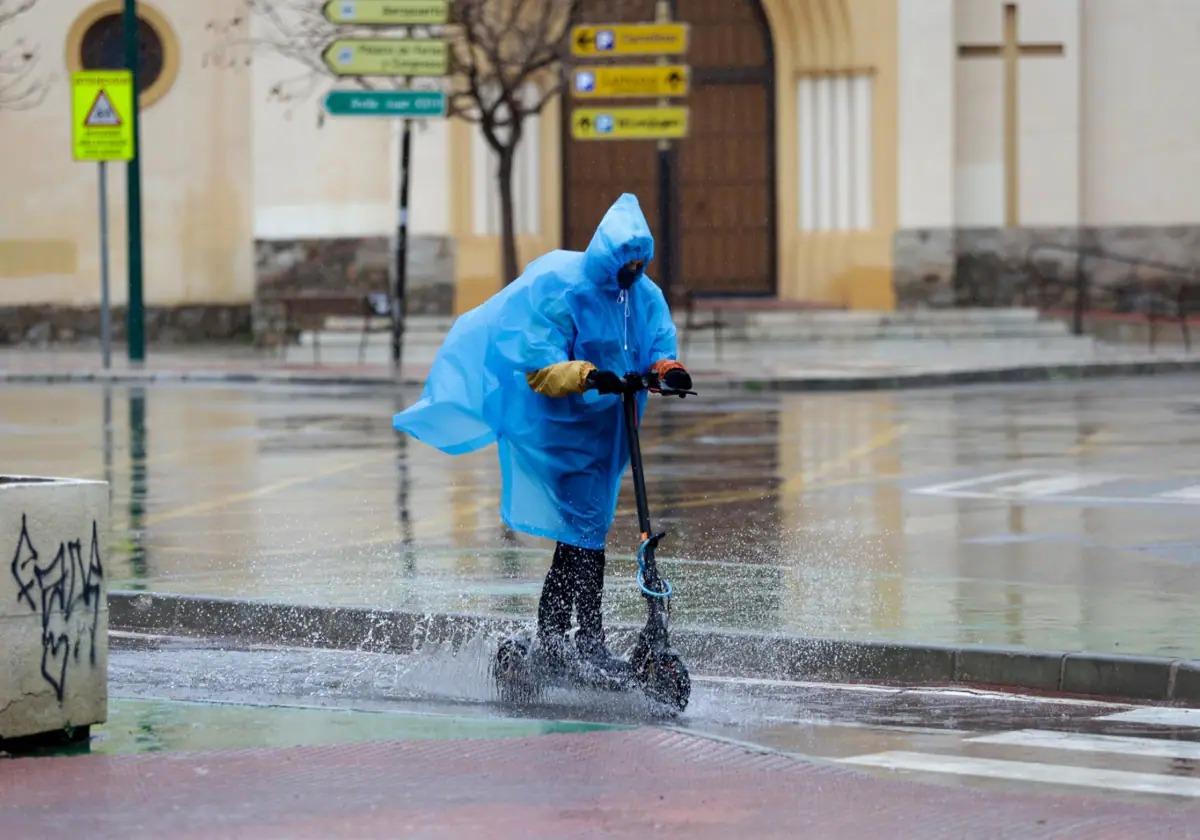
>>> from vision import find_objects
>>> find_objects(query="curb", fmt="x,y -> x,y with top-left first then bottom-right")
6,358 -> 1200,393
108,591 -> 1200,707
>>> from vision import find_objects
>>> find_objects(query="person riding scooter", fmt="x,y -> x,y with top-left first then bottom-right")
393,193 -> 691,668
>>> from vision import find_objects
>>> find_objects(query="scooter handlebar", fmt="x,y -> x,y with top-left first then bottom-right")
622,371 -> 697,398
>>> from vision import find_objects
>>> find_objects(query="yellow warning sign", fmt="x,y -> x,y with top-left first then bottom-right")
72,71 -> 134,161
572,107 -> 689,141
571,65 -> 690,99
571,23 -> 689,57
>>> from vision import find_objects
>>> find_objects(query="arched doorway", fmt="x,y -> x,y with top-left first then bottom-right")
563,0 -> 777,297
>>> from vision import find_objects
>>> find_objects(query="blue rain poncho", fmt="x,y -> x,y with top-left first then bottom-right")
394,194 -> 677,549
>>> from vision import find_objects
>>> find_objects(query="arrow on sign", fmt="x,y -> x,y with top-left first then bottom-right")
666,71 -> 684,90
575,29 -> 592,51
577,115 -> 592,132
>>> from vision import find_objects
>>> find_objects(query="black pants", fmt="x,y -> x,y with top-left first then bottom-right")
537,542 -> 605,643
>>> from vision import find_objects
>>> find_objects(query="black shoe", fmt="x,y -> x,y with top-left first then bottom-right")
576,632 -> 614,668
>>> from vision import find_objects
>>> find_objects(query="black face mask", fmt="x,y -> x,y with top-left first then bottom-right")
617,264 -> 642,290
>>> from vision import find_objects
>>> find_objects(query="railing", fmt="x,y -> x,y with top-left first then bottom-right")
1021,244 -> 1200,346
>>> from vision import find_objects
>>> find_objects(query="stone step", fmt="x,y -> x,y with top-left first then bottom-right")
308,310 -> 1075,347
690,323 -> 1072,342
687,307 -> 1044,328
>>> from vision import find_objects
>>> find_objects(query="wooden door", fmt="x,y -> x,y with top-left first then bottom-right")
563,0 -> 776,296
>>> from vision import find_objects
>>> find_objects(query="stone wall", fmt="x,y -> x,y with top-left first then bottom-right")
0,304 -> 251,345
894,226 -> 1200,309
253,235 -> 454,344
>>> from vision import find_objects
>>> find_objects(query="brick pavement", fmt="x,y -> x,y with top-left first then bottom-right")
2,728 -> 1196,838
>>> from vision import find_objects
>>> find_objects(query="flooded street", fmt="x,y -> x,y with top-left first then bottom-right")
4,377 -> 1200,656
99,632 -> 1200,805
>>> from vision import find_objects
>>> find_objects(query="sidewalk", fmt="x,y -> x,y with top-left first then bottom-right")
2,331 -> 1199,390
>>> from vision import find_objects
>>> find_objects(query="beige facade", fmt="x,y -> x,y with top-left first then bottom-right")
898,0 -> 1200,231
4,0 -> 1200,322
0,0 -> 254,309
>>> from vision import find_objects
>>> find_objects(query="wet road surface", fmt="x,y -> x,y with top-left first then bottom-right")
3,377 -> 1200,655
102,633 -> 1200,806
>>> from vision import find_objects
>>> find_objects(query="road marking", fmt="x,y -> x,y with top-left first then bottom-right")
990,473 -> 1118,497
763,716 -> 969,737
842,750 -> 1200,797
911,470 -> 1038,497
1159,484 -> 1200,501
692,675 -> 1128,707
145,454 -> 379,526
970,729 -> 1200,761
1099,708 -> 1200,728
913,470 -> 1200,506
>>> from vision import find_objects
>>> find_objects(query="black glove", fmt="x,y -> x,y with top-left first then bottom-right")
587,369 -> 625,395
662,366 -> 692,392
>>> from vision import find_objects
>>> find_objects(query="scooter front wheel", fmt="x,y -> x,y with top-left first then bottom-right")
493,635 -> 541,705
639,652 -> 691,712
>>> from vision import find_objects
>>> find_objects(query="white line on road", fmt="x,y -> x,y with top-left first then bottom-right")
991,473 -> 1119,498
763,716 -> 969,737
1158,484 -> 1200,501
1099,708 -> 1200,728
910,470 -> 1039,497
841,750 -> 1200,797
692,675 -> 1129,708
970,729 -> 1200,761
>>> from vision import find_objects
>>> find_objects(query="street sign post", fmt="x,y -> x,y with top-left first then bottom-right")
571,64 -> 689,99
72,70 -> 135,370
570,23 -> 689,57
324,90 -> 446,117
571,107 -> 689,141
322,39 -> 448,76
322,0 -> 448,25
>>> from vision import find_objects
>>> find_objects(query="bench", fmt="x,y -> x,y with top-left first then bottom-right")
266,293 -> 392,363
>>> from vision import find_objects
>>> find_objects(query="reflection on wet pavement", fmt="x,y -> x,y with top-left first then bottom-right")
4,377 -> 1200,656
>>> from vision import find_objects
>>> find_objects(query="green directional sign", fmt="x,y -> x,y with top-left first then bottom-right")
322,39 -> 448,76
323,0 -> 449,25
324,90 -> 446,117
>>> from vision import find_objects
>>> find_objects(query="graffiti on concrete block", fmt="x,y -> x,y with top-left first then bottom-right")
10,514 -> 105,702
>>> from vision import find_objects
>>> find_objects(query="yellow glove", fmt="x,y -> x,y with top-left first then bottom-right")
526,360 -> 597,397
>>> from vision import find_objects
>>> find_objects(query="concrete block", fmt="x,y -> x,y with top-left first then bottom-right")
955,646 -> 1064,691
1169,661 -> 1200,704
1061,653 -> 1174,701
0,476 -> 109,742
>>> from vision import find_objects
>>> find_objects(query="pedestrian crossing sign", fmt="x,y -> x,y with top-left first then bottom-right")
72,70 -> 134,161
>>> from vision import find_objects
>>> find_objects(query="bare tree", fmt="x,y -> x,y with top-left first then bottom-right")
209,0 -> 580,285
448,0 -> 580,282
0,0 -> 48,110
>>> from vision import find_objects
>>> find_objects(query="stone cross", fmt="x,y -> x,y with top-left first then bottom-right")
958,2 -> 1064,227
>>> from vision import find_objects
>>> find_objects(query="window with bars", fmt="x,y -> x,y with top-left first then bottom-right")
798,73 -> 873,232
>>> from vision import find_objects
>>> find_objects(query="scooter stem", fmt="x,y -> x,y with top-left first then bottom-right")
622,390 -> 653,538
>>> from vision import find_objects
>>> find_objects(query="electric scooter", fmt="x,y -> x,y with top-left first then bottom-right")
492,371 -> 694,713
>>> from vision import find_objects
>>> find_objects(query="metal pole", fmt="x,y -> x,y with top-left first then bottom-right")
122,0 -> 145,363
655,0 -> 678,304
392,119 -> 412,369
98,161 -> 112,369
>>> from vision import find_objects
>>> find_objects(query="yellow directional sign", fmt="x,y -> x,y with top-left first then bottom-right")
71,70 -> 134,161
571,23 -> 689,57
572,64 -> 690,99
322,39 -> 448,76
322,0 -> 448,25
572,107 -> 689,141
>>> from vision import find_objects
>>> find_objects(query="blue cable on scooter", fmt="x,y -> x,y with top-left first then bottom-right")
636,537 -> 672,599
